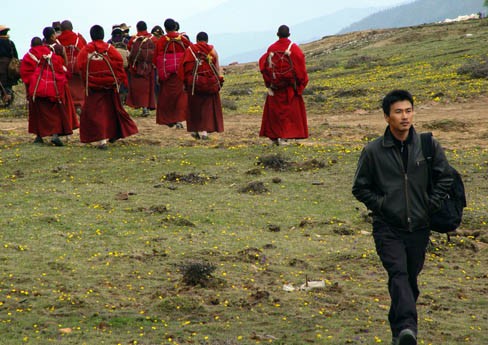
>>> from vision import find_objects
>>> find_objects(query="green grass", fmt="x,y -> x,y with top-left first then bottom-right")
0,139 -> 486,345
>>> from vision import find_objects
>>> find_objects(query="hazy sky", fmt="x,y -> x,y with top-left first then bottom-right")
5,0 -> 408,56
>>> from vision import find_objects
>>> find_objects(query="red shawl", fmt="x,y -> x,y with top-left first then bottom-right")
127,31 -> 157,50
20,45 -> 68,100
76,40 -> 128,89
153,32 -> 191,62
259,38 -> 308,95
57,30 -> 87,49
178,41 -> 219,81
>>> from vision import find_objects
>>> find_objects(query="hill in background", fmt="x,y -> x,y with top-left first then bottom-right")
340,0 -> 485,33
215,0 -> 486,64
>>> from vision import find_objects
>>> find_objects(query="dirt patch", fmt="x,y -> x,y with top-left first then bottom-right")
238,181 -> 269,194
162,172 -> 217,184
1,97 -> 488,149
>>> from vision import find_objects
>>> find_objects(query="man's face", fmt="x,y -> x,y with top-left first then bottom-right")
385,100 -> 414,136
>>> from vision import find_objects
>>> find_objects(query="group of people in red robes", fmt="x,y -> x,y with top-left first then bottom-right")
19,21 -> 138,148
16,20 -> 308,147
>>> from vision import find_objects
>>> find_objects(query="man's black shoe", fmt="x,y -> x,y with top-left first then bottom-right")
33,136 -> 44,144
51,137 -> 64,147
398,329 -> 416,345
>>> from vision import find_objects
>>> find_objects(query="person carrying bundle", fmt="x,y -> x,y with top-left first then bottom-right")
76,25 -> 138,149
178,31 -> 224,140
259,25 -> 308,146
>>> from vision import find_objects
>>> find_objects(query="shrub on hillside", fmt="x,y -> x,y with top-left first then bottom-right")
221,98 -> 238,111
457,56 -> 488,78
180,261 -> 217,287
345,55 -> 375,69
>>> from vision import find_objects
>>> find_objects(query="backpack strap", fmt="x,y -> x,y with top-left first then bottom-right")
131,36 -> 150,68
285,42 -> 293,55
85,45 -> 119,95
28,51 -> 40,64
187,47 -> 221,96
420,132 -> 434,194
32,52 -> 60,102
188,47 -> 199,96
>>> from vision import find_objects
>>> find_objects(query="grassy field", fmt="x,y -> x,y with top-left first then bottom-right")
1,18 -> 488,345
0,138 -> 487,345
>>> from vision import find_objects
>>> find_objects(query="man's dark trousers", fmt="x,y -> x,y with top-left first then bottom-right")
373,221 -> 430,338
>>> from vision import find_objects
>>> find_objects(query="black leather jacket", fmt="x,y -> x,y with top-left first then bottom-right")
352,126 -> 453,232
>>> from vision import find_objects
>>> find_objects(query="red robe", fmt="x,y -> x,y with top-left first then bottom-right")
20,45 -> 77,137
57,30 -> 87,108
126,31 -> 157,109
153,32 -> 191,125
259,38 -> 308,140
178,42 -> 224,133
45,41 -> 79,131
76,40 -> 138,143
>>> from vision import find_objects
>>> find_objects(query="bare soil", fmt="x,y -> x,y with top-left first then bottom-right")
1,96 -> 487,148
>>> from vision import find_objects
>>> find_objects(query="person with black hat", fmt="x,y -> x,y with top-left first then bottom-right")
0,25 -> 19,107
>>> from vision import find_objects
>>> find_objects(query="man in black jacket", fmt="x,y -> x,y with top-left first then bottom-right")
352,90 -> 452,345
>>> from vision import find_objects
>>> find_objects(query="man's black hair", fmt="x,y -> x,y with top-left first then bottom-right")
382,89 -> 414,116
31,36 -> 42,47
136,21 -> 147,32
164,18 -> 177,32
61,20 -> 73,31
277,25 -> 290,38
90,25 -> 105,41
196,31 -> 208,42
42,27 -> 55,41
52,21 -> 61,32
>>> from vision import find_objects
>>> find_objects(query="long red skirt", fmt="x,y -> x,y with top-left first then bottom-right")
156,74 -> 188,125
186,92 -> 224,133
260,87 -> 308,140
126,70 -> 156,109
80,88 -> 139,143
28,98 -> 74,137
68,74 -> 85,109
63,86 -> 79,131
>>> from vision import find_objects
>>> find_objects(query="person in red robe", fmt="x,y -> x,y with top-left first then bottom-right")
153,18 -> 191,129
126,21 -> 157,116
76,25 -> 138,149
20,36 -> 74,146
259,25 -> 308,146
43,26 -> 79,137
178,32 -> 224,140
57,20 -> 87,112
